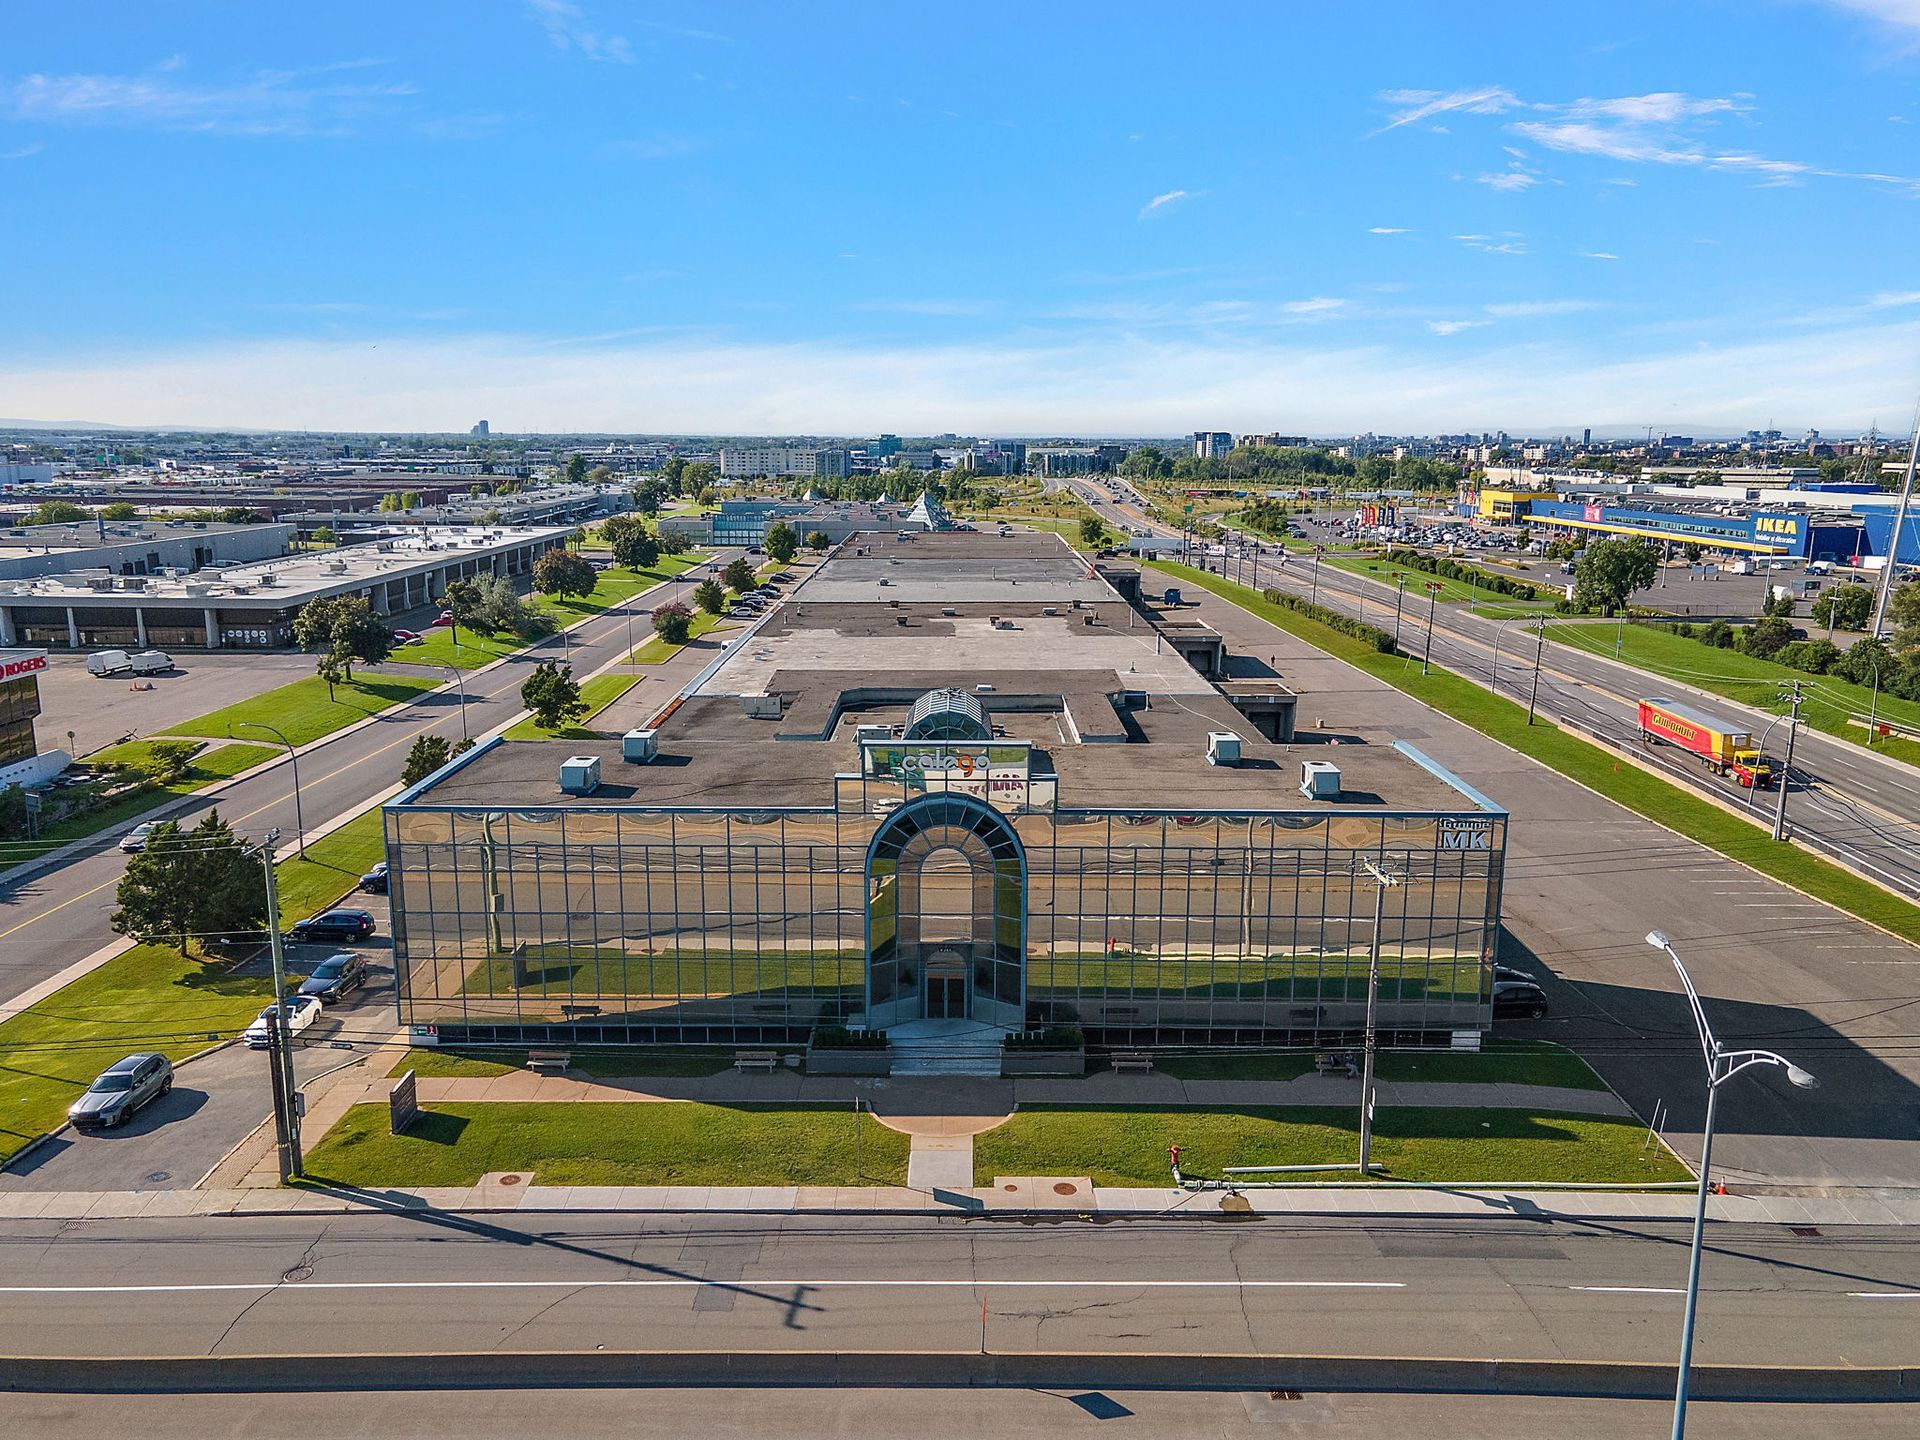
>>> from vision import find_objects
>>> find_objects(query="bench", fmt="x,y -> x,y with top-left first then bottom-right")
558,1004 -> 602,1020
734,1049 -> 779,1073
1315,1051 -> 1359,1078
1111,1051 -> 1154,1074
527,1049 -> 572,1075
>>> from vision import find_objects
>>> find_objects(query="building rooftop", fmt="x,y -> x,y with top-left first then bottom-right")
0,517 -> 274,555
405,530 -> 1491,817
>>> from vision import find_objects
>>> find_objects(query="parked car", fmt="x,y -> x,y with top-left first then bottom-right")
429,609 -> 454,628
1492,978 -> 1549,1021
357,861 -> 390,894
119,821 -> 159,853
67,1053 -> 172,1129
286,908 -> 376,943
243,994 -> 323,1048
391,629 -> 423,646
298,952 -> 369,1003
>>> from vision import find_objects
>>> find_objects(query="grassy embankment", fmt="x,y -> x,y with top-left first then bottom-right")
1146,560 -> 1920,945
0,807 -> 385,1168
974,1105 -> 1685,1187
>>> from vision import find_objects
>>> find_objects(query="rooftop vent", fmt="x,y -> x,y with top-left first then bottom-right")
559,755 -> 600,794
1300,760 -> 1342,800
1206,731 -> 1242,767
622,729 -> 657,764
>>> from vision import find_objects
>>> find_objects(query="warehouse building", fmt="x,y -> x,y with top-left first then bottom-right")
0,517 -> 293,583
0,524 -> 572,650
384,532 -> 1506,1056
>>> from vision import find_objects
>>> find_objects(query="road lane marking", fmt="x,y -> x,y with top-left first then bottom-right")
0,876 -> 118,939
0,1278 -> 1407,1295
1568,1286 -> 1684,1295
1847,1291 -> 1920,1299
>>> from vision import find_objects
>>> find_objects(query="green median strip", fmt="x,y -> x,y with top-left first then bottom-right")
502,670 -> 642,740
630,611 -> 727,663
973,1104 -> 1686,1187
160,672 -> 444,747
302,1100 -> 910,1187
1147,560 -> 1920,944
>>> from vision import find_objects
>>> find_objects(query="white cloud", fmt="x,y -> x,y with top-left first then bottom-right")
525,0 -> 633,63
1281,297 -> 1347,316
0,142 -> 42,159
852,299 -> 995,317
1563,92 -> 1746,124
1476,170 -> 1542,191
1816,2 -> 1920,32
1454,234 -> 1528,255
1138,189 -> 1195,219
1483,299 -> 1603,317
1580,250 -> 1621,260
1374,86 -> 1525,132
1871,290 -> 1920,307
1367,226 -> 1411,234
1427,319 -> 1493,335
12,315 -> 1920,433
7,64 -> 414,136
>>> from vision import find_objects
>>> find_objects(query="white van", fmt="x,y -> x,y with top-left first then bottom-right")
86,650 -> 133,677
129,650 -> 174,675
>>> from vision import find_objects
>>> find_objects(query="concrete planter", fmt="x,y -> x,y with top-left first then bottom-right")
1000,1048 -> 1086,1077
805,1044 -> 892,1076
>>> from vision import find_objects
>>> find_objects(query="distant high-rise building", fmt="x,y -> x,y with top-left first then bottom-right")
1582,427 -> 1592,446
470,420 -> 490,438
1193,431 -> 1234,460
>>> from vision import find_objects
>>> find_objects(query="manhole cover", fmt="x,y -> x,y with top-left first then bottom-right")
1003,1183 -> 1018,1192
1052,1182 -> 1079,1196
282,1264 -> 313,1283
143,1171 -> 171,1185
500,1174 -> 523,1186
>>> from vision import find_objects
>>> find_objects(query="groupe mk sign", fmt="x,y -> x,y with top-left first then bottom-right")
1439,818 -> 1494,851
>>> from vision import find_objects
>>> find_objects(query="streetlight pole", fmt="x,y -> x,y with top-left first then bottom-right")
1422,583 -> 1441,676
1771,681 -> 1803,842
1311,547 -> 1324,605
1644,932 -> 1816,1440
237,720 -> 304,857
436,661 -> 470,743
251,828 -> 302,1182
1391,573 -> 1407,648
1488,618 -> 1509,691
1526,618 -> 1547,725
1356,858 -> 1400,1176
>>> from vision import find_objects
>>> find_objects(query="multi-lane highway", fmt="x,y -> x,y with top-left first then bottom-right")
1067,481 -> 1920,900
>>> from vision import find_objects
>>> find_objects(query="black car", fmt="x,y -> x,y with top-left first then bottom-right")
1492,979 -> 1550,1021
358,861 -> 390,895
298,951 -> 370,1003
287,908 -> 376,944
68,1053 -> 173,1129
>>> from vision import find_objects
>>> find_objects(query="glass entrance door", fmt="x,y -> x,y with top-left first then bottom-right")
924,973 -> 968,1019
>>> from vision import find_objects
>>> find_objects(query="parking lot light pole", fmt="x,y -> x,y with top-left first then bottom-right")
1356,859 -> 1401,1176
1644,931 -> 1815,1440
252,828 -> 303,1182
436,661 -> 470,743
237,720 -> 304,857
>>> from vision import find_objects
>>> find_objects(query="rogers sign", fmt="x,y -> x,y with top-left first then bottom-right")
0,651 -> 48,681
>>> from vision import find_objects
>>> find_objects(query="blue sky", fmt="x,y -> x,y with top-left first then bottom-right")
3,1 -> 1919,435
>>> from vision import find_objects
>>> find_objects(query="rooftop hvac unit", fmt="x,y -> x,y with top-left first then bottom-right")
622,729 -> 658,764
1300,760 -> 1342,800
1206,731 -> 1242,767
559,755 -> 601,794
855,723 -> 890,744
740,693 -> 782,719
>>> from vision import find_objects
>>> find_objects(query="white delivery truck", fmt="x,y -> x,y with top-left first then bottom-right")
86,649 -> 133,676
128,650 -> 174,675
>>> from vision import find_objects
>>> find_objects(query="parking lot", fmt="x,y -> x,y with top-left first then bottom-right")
35,649 -> 317,758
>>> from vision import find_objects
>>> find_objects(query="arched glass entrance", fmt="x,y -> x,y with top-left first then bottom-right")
865,794 -> 1025,1030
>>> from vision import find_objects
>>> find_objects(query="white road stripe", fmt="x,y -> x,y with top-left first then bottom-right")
1568,1286 -> 1684,1295
1847,1291 -> 1920,1299
0,1278 -> 1408,1295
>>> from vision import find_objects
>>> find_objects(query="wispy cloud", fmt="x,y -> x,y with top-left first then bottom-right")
0,142 -> 42,159
1453,233 -> 1528,255
1871,289 -> 1920,307
1374,86 -> 1525,132
1367,226 -> 1411,234
6,62 -> 414,136
1483,299 -> 1603,317
525,0 -> 633,63
1428,319 -> 1494,335
852,299 -> 995,317
605,133 -> 702,160
1475,169 -> 1542,191
1138,188 -> 1196,219
1282,297 -> 1347,316
1580,250 -> 1621,260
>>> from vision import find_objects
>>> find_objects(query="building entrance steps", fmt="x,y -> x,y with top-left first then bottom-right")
886,1017 -> 1007,1077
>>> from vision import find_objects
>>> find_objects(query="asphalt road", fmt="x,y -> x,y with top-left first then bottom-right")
0,554 -> 735,1008
4,1387 -> 1910,1439
1,1211 -> 1916,1369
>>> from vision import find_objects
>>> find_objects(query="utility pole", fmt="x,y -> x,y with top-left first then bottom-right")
253,830 -> 302,1181
1391,573 -> 1407,647
1527,618 -> 1547,724
1422,583 -> 1441,676
1356,858 -> 1400,1177
1869,406 -> 1918,640
1771,682 -> 1803,843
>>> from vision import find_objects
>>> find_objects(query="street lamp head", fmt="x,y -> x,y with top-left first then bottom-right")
1786,1064 -> 1819,1091
1645,930 -> 1672,950
264,827 -> 281,847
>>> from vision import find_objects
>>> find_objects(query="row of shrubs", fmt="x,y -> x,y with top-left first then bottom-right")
1655,619 -> 1920,700
1377,547 -> 1557,602
1261,588 -> 1399,654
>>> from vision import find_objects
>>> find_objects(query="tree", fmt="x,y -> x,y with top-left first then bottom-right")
1739,614 -> 1797,660
478,507 -> 504,525
722,557 -> 755,594
1571,538 -> 1659,613
656,527 -> 690,556
765,520 -> 799,564
1545,534 -> 1580,561
1763,588 -> 1798,619
310,525 -> 338,547
1835,635 -> 1894,688
1119,446 -> 1172,481
1078,516 -> 1106,548
631,478 -> 668,514
806,529 -> 830,551
442,578 -> 489,647
315,651 -> 347,702
112,810 -> 264,957
100,502 -> 138,521
377,492 -> 401,512
564,454 -> 590,486
533,548 -> 598,601
141,740 -> 201,784
520,661 -> 587,732
26,500 -> 88,526
292,594 -> 392,678
693,578 -> 726,614
588,465 -> 614,487
401,734 -> 452,786
609,527 -> 660,571
1889,578 -> 1920,654
652,601 -> 694,646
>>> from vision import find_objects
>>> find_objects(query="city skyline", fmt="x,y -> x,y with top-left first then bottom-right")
3,2 -> 1920,432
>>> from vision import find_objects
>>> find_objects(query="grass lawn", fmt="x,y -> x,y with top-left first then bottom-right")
502,670 -> 642,740
160,670 -> 443,746
398,1046 -> 732,1079
538,554 -> 709,629
973,1105 -> 1686,1187
1156,1053 -> 1318,1082
1545,620 -> 1920,770
274,808 -> 388,919
0,741 -> 277,866
1147,561 -> 1920,945
0,944 -> 276,1167
630,611 -> 727,663
1321,553 -> 1557,608
303,1100 -> 909,1187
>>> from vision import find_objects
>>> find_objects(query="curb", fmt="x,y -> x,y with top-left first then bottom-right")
0,1349 -> 1911,1400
